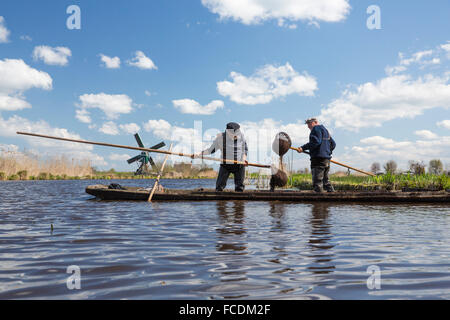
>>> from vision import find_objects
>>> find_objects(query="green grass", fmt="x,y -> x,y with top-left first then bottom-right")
289,173 -> 450,191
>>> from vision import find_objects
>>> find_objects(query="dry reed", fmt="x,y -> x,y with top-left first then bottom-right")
0,150 -> 93,179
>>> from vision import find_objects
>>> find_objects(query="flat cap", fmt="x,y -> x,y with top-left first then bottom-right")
305,118 -> 318,124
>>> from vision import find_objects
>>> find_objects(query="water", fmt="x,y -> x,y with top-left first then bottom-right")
0,179 -> 449,299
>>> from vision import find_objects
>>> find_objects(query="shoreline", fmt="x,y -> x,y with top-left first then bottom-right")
0,176 -> 217,181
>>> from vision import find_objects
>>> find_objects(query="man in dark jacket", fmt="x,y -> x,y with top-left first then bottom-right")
194,122 -> 248,192
296,118 -> 336,192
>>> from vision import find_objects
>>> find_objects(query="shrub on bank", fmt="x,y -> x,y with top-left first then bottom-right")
38,172 -> 49,180
17,170 -> 28,180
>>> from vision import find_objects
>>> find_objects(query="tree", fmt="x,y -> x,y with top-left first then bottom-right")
371,162 -> 381,174
429,159 -> 444,175
384,160 -> 397,174
408,160 -> 426,175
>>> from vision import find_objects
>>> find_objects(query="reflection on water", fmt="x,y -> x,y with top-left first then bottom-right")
308,204 -> 335,275
216,201 -> 247,252
0,179 -> 449,299
212,201 -> 249,299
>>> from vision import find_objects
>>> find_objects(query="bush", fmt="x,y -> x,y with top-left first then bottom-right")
38,172 -> 49,180
8,174 -> 19,180
17,170 -> 28,180
429,159 -> 444,175
408,161 -> 426,175
384,160 -> 398,174
0,172 -> 5,181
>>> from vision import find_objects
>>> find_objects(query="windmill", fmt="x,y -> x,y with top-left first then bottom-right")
127,133 -> 166,175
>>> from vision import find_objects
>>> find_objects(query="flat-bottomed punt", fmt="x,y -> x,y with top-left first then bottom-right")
86,185 -> 450,203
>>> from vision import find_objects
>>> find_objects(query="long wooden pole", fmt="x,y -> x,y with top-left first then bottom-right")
148,144 -> 173,202
16,131 -> 271,169
290,147 -> 375,177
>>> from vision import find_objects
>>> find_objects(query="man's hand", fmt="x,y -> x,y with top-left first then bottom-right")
296,147 -> 303,153
243,156 -> 248,166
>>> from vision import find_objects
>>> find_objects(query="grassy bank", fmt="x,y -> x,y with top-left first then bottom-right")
289,173 -> 450,191
0,171 -> 217,181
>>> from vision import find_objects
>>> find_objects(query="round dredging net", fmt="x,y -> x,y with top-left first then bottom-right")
269,132 -> 293,191
270,166 -> 288,191
272,132 -> 292,157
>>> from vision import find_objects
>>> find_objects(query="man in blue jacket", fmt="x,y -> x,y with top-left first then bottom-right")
296,118 -> 336,192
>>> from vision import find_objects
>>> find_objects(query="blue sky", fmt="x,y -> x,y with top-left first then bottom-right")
0,0 -> 449,172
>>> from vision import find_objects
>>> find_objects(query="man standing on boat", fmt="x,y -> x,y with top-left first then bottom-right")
296,118 -> 336,193
193,122 -> 248,192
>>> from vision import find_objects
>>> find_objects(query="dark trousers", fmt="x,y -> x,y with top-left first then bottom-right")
216,164 -> 245,192
311,158 -> 334,192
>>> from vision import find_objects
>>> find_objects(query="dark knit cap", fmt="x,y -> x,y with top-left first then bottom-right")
226,122 -> 240,130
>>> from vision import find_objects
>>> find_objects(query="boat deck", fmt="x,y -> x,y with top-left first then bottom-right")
85,184 -> 450,203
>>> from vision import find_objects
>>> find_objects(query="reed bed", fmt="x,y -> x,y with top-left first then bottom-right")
290,173 -> 450,191
0,150 -> 93,180
0,152 -> 217,181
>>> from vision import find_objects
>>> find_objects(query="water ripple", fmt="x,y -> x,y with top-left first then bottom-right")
0,179 -> 449,299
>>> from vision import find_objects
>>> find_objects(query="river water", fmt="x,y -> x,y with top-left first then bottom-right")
0,179 -> 449,300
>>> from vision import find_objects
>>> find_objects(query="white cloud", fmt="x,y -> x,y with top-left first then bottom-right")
437,120 -> 450,130
399,50 -> 434,67
414,130 -> 438,140
0,143 -> 19,153
20,35 -> 32,41
109,153 -> 132,162
99,54 -> 120,69
127,51 -> 157,70
77,93 -> 133,120
0,59 -> 52,111
172,99 -> 224,115
441,42 -> 450,52
385,65 -> 407,76
119,122 -> 141,134
0,114 -> 91,151
0,94 -> 31,111
360,136 -> 397,146
0,16 -> 10,43
201,0 -> 350,26
0,59 -> 53,93
386,47 -> 447,76
143,119 -> 203,162
99,121 -> 120,135
33,45 -> 72,66
320,74 -> 450,131
75,109 -> 91,124
217,63 -> 317,105
441,41 -> 450,59
345,134 -> 450,170
0,115 -> 109,167
143,119 -> 197,142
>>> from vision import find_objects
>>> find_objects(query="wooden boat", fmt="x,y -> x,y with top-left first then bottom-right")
86,184 -> 450,203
